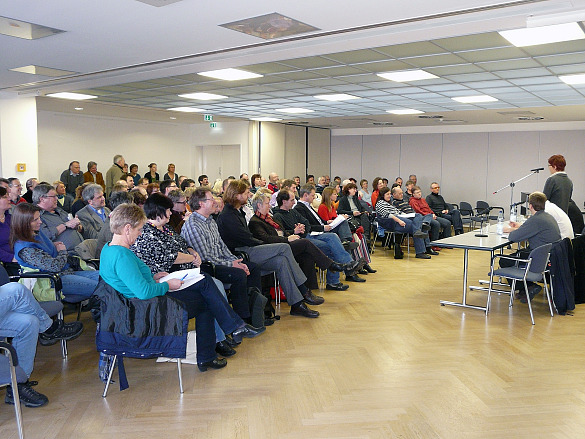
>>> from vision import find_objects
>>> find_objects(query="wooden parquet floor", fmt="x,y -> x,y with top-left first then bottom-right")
2,246 -> 585,439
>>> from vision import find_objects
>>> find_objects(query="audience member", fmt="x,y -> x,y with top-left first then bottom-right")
250,174 -> 262,193
70,182 -> 91,217
8,178 -> 26,208
76,184 -> 110,239
198,174 -> 209,186
128,188 -> 146,207
96,190 -> 132,258
392,186 -> 437,256
59,161 -> 84,197
306,174 -> 315,184
0,187 -> 14,266
270,178 -> 296,208
395,177 -> 403,188
11,203 -> 100,300
338,182 -> 371,238
105,155 -> 125,196
22,178 -> 38,203
544,199 -> 574,240
137,177 -> 149,190
267,173 -> 279,193
426,182 -> 464,235
144,163 -> 160,183
129,164 -> 141,187
370,177 -> 384,208
167,189 -> 190,233
33,184 -> 83,251
315,176 -> 327,194
409,185 -> 447,245
163,163 -> 179,184
83,161 -> 106,191
240,173 -> 249,181
180,178 -> 196,191
53,180 -> 74,213
146,182 -> 160,197
409,174 -> 417,186
159,179 -> 178,196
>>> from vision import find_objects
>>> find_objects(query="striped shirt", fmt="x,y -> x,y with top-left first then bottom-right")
180,211 -> 237,266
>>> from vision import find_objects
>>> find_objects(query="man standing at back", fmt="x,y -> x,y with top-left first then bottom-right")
105,155 -> 125,197
60,161 -> 84,197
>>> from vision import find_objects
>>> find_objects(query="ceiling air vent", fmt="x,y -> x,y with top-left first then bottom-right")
418,115 -> 444,119
498,110 -> 535,115
441,119 -> 466,124
135,0 -> 183,6
517,116 -> 544,121
370,122 -> 394,126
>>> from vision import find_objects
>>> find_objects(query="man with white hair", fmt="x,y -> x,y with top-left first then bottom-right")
76,184 -> 111,239
105,154 -> 125,197
267,172 -> 279,193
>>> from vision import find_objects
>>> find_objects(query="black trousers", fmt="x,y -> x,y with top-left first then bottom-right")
289,238 -> 332,290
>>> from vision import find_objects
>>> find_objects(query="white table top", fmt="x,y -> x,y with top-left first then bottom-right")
431,224 -> 511,251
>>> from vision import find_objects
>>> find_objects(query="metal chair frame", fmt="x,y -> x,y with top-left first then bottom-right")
0,342 -> 25,439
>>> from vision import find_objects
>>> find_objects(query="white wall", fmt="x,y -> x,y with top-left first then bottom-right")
332,125 -> 585,212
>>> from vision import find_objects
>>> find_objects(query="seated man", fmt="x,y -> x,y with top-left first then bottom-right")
409,185 -> 444,248
8,178 -> 26,208
315,176 -> 327,194
33,184 -> 83,252
159,179 -> 178,196
76,184 -> 111,239
392,186 -> 437,256
216,181 -> 322,317
270,179 -> 296,208
22,178 -> 39,204
0,282 -> 83,407
425,182 -> 463,236
403,180 -> 415,202
267,172 -> 279,193
295,184 -> 354,244
545,199 -> 574,240
198,174 -> 209,186
502,191 -> 561,302
273,189 -> 362,290
375,187 -> 431,260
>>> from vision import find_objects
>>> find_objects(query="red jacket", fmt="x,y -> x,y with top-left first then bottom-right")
409,197 -> 434,216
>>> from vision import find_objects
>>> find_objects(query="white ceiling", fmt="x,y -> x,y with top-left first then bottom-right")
3,0 -> 585,128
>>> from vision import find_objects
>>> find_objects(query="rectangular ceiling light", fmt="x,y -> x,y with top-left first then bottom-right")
498,22 -> 585,47
10,65 -> 76,77
387,109 -> 424,115
178,92 -> 228,100
0,15 -> 64,40
198,68 -> 263,81
46,92 -> 97,100
452,95 -> 498,103
559,73 -> 585,85
250,117 -> 283,121
314,94 -> 360,101
167,107 -> 206,112
377,69 -> 438,82
275,108 -> 314,114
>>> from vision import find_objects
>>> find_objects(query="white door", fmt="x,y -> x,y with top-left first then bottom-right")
193,144 -> 241,183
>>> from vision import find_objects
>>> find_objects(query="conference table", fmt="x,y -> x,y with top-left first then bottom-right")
431,225 -> 511,313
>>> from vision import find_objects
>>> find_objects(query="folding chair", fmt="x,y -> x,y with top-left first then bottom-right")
0,342 -> 27,439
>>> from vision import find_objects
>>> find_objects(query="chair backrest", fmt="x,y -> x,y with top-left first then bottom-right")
0,265 -> 10,286
75,239 -> 98,260
459,202 -> 473,215
476,200 -> 491,215
528,243 -> 553,274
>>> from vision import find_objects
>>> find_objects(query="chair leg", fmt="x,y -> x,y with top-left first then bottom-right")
486,270 -> 495,315
102,354 -> 117,398
509,280 -> 517,308
58,309 -> 68,359
177,358 -> 184,394
9,360 -> 24,439
543,276 -> 554,317
524,280 -> 535,325
76,303 -> 82,321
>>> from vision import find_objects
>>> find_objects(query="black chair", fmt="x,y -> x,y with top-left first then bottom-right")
476,200 -> 505,222
0,341 -> 27,439
458,202 -> 476,231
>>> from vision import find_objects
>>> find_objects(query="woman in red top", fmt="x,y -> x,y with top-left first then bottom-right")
370,177 -> 385,208
318,187 -> 343,223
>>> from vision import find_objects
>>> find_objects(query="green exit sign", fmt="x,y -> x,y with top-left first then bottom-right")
204,114 -> 213,121
210,122 -> 218,128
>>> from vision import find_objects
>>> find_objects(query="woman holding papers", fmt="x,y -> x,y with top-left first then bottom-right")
99,203 -> 264,372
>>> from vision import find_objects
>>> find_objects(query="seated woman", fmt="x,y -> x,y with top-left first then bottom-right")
250,174 -> 262,194
130,193 -> 254,355
317,187 -> 355,245
100,203 -> 263,371
249,192 -> 352,292
70,182 -> 91,217
375,187 -> 431,260
370,177 -> 384,208
10,203 -> 101,301
358,179 -> 372,206
146,182 -> 160,197
0,187 -> 15,272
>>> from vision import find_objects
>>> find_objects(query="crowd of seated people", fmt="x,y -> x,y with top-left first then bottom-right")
7,154 -> 531,409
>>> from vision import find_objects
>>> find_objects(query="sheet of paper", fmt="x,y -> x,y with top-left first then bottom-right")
159,268 -> 204,291
329,215 -> 347,229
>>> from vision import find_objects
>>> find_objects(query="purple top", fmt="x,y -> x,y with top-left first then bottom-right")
0,213 -> 13,263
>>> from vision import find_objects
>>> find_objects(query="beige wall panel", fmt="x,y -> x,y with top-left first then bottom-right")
308,127 -> 330,179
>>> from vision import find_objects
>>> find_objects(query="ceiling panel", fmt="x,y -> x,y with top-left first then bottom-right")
375,41 -> 447,58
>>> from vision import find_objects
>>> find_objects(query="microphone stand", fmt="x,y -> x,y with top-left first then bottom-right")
474,216 -> 488,237
492,168 -> 543,218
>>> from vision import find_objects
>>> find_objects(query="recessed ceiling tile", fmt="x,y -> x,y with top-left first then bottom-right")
149,78 -> 191,86
311,65 -> 367,77
276,71 -> 327,81
493,67 -> 552,79
75,89 -> 112,96
425,64 -> 484,75
457,47 -> 527,63
521,39 -> 585,57
269,82 -> 308,90
477,58 -> 541,71
324,85 -> 370,93
460,80 -> 513,89
92,85 -> 135,93
434,32 -> 510,51
508,77 -> 562,86
240,62 -> 294,74
375,41 -> 446,58
265,91 -> 303,98
353,90 -> 392,97
422,84 -> 470,92
323,49 -> 390,64
356,60 -> 414,73
279,56 -> 341,69
548,64 -> 585,75
443,72 -> 500,82
130,90 -> 171,97
297,78 -> 348,87
233,85 -> 278,93
404,53 -> 467,68
535,53 -> 585,67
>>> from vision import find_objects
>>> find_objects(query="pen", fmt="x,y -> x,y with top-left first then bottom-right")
180,274 -> 188,281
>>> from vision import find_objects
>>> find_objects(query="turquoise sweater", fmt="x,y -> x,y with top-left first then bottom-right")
100,243 -> 169,300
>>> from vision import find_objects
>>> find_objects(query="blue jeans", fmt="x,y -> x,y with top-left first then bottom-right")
61,270 -> 100,301
331,220 -> 353,241
307,232 -> 352,284
0,283 -> 53,377
393,214 -> 427,254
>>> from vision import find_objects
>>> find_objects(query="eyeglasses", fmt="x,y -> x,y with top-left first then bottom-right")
176,200 -> 186,205
431,186 -> 440,190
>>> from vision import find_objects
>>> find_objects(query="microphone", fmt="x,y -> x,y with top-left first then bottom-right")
531,167 -> 545,172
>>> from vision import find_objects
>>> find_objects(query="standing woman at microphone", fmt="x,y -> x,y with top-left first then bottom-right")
543,154 -> 572,214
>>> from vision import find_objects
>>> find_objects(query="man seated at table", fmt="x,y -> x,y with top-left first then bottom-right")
502,191 -> 561,302
426,182 -> 464,236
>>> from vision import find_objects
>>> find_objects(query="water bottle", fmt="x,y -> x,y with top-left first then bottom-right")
510,204 -> 517,223
496,210 -> 504,235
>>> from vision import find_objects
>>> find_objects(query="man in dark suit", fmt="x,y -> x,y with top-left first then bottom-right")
76,184 -> 110,239
59,161 -> 84,197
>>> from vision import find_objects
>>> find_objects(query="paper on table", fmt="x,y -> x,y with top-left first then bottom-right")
398,213 -> 416,218
159,268 -> 204,291
328,215 -> 347,229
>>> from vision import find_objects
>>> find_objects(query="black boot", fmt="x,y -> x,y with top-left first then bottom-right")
394,235 -> 404,259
